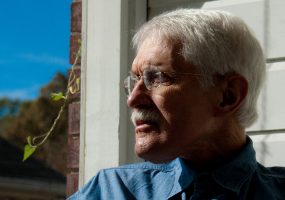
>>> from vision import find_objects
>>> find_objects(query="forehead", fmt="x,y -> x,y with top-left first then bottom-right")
132,36 -> 195,75
132,37 -> 174,72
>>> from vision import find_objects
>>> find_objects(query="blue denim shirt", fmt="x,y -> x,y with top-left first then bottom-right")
68,138 -> 285,199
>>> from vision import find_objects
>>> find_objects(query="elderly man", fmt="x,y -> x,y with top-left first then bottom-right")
68,9 -> 285,199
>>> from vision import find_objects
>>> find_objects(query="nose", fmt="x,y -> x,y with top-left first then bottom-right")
127,79 -> 152,108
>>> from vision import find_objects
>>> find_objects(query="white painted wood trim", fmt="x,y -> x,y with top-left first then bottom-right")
80,0 -> 147,186
80,0 -> 123,185
79,0 -> 88,187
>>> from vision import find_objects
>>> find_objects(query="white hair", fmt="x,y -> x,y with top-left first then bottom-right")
132,9 -> 266,128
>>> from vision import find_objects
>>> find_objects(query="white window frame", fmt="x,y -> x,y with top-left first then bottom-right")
80,0 -> 147,186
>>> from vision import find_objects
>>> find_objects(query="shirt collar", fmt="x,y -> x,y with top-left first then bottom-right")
211,136 -> 257,193
149,136 -> 257,198
166,157 -> 195,198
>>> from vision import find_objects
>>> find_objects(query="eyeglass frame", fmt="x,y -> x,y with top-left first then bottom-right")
123,68 -> 202,96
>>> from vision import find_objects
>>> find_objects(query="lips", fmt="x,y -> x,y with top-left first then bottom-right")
135,120 -> 159,133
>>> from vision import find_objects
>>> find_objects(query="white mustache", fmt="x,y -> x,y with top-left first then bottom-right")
131,109 -> 162,126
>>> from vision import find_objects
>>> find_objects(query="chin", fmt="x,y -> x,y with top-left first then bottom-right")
139,154 -> 176,164
134,129 -> 176,163
135,143 -> 176,164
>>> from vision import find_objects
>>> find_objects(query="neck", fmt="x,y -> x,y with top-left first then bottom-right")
184,120 -> 247,171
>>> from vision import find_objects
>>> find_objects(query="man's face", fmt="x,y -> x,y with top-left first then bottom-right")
128,38 -> 218,163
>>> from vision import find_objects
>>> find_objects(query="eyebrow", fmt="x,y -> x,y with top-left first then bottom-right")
130,64 -> 157,74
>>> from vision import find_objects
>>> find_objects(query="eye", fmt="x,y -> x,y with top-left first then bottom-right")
144,70 -> 161,88
159,72 -> 172,84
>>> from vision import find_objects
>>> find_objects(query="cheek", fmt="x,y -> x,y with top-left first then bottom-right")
153,88 -> 212,131
151,92 -> 192,132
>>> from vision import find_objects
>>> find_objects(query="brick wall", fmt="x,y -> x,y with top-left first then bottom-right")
66,0 -> 82,197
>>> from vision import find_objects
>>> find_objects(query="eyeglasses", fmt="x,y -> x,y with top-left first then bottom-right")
123,68 -> 202,96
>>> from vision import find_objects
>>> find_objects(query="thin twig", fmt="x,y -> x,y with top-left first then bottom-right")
30,44 -> 81,147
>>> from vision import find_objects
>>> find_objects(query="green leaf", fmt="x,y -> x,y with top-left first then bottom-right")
50,92 -> 66,101
27,135 -> 32,145
76,78 -> 80,87
23,144 -> 37,161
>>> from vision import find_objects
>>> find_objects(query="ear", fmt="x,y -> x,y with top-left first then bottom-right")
216,74 -> 248,114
